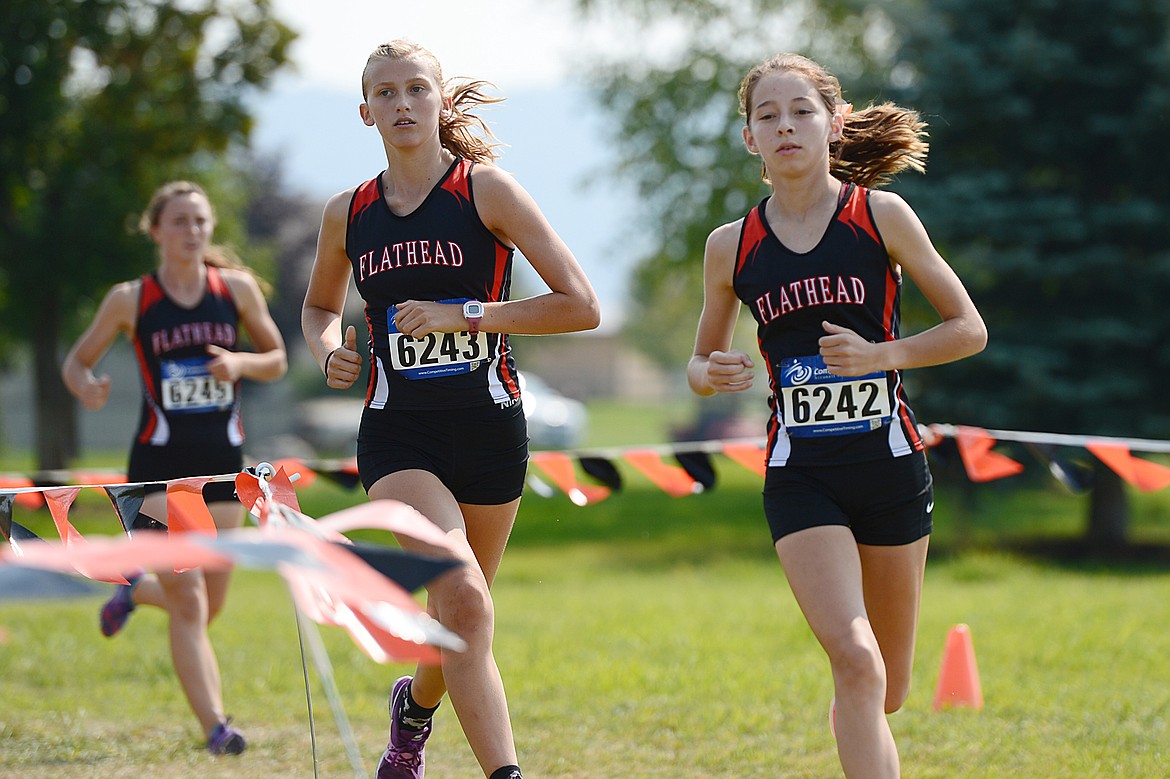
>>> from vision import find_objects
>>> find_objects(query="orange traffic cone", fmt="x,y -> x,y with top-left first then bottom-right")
932,623 -> 984,711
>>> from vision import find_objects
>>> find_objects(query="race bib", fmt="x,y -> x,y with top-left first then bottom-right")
779,355 -> 892,437
387,302 -> 488,380
160,357 -> 234,413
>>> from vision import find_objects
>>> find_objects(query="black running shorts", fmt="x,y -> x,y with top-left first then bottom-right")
128,442 -> 243,504
357,400 -> 529,505
762,449 -> 933,546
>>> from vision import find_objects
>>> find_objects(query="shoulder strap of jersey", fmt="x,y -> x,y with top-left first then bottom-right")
836,182 -> 880,244
349,175 -> 382,225
438,157 -> 472,203
204,263 -> 241,312
736,200 -> 770,275
137,272 -> 165,318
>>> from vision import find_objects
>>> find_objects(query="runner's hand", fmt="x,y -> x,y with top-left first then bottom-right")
326,325 -> 362,390
706,350 -> 754,393
78,373 -> 112,410
818,321 -> 878,376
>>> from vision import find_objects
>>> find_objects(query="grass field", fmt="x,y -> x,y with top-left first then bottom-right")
2,404 -> 1170,777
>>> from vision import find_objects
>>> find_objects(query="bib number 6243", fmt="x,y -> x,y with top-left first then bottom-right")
388,330 -> 487,376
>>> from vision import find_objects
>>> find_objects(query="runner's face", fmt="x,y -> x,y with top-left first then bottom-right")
360,55 -> 446,149
743,71 -> 839,178
151,193 -> 214,263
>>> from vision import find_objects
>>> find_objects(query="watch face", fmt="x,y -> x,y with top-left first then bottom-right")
464,300 -> 484,317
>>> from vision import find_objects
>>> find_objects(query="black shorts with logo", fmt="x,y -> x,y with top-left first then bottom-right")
762,449 -> 933,546
357,400 -> 529,505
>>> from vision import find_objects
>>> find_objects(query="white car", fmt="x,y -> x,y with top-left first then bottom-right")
518,372 -> 587,450
295,371 -> 586,453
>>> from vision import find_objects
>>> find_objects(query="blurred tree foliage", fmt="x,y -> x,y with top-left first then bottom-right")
0,0 -> 295,468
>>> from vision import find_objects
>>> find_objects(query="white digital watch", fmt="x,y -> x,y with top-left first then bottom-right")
462,300 -> 484,335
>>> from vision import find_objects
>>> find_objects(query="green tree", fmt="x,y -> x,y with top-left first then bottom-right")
574,0 -> 895,370
883,0 -> 1170,545
0,0 -> 294,469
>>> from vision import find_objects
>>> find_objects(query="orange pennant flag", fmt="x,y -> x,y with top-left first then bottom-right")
722,442 -> 768,477
10,532 -> 233,581
0,476 -> 44,510
166,478 -> 218,537
351,603 -> 442,665
1085,443 -> 1170,492
234,471 -> 267,520
269,466 -> 302,512
234,466 -> 303,525
528,451 -> 611,506
15,491 -> 45,510
43,488 -> 85,545
623,449 -> 702,497
284,574 -> 441,665
954,426 -> 1025,482
43,487 -> 131,585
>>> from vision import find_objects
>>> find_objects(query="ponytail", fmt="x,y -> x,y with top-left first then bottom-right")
439,79 -> 504,164
832,103 -> 928,189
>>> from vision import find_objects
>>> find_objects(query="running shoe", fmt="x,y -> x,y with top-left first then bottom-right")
376,676 -> 431,779
99,574 -> 140,637
207,719 -> 247,755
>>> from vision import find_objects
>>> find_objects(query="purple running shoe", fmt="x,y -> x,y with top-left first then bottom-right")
99,574 -> 141,637
375,676 -> 432,779
207,719 -> 247,755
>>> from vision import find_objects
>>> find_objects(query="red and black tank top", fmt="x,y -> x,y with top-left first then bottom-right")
732,183 -> 923,466
131,265 -> 243,448
345,158 -> 520,410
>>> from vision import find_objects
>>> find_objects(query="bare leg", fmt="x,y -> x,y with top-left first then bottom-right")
157,566 -> 225,737
369,470 -> 519,775
859,538 -> 929,713
127,575 -> 166,609
776,526 -> 899,779
124,493 -> 170,610
115,499 -> 240,620
203,501 -> 244,624
153,499 -> 244,738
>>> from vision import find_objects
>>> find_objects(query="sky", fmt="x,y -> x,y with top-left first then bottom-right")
252,0 -> 644,329
268,0 -> 604,94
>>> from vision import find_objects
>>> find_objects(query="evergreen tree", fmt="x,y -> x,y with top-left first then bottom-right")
885,0 -> 1170,544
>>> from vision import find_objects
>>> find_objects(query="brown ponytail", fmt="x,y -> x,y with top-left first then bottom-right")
832,103 -> 928,189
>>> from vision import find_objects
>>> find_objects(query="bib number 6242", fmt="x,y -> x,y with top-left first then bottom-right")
779,354 -> 892,437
